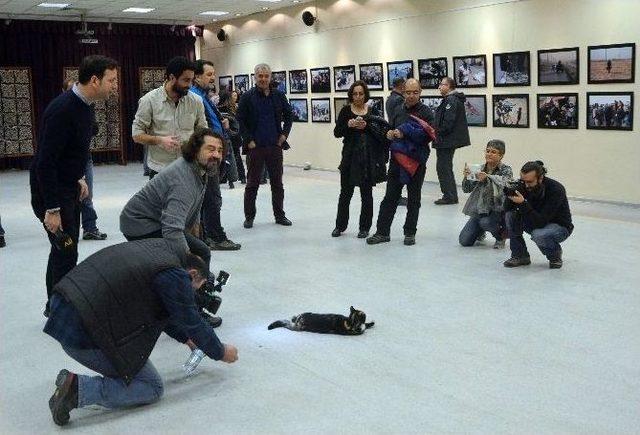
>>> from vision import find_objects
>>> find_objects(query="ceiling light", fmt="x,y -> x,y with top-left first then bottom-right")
235,13 -> 242,16
262,7 -> 269,10
293,0 -> 301,3
37,3 -> 70,8
122,7 -> 155,13
199,11 -> 228,16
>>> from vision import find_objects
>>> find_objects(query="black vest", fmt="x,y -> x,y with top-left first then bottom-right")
54,239 -> 183,384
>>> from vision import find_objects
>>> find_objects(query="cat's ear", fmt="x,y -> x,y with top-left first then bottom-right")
350,306 -> 355,313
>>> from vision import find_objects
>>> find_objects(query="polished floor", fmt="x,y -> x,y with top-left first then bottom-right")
1,163 -> 639,433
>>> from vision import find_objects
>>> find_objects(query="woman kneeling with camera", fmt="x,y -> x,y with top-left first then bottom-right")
459,139 -> 513,248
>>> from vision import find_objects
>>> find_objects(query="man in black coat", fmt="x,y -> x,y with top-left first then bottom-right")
432,77 -> 471,205
237,63 -> 293,229
30,55 -> 118,317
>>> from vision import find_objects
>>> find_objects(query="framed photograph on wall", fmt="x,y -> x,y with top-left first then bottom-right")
492,94 -> 529,128
493,51 -> 530,86
289,69 -> 308,94
310,67 -> 331,93
334,65 -> 356,92
588,43 -> 635,84
418,58 -> 448,89
537,93 -> 578,129
538,47 -> 579,85
290,98 -> 309,122
359,63 -> 384,90
464,95 -> 487,127
367,96 -> 384,118
233,74 -> 249,95
311,98 -> 331,123
271,71 -> 287,93
586,92 -> 633,130
420,96 -> 443,112
386,60 -> 414,90
219,76 -> 233,93
452,55 -> 487,88
334,97 -> 349,116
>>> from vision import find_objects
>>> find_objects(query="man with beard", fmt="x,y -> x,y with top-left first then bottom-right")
503,161 -> 573,269
132,56 -> 207,179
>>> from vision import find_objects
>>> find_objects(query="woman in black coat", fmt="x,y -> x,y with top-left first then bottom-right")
332,80 -> 390,238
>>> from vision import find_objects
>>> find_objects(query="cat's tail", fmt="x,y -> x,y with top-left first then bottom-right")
268,319 -> 291,330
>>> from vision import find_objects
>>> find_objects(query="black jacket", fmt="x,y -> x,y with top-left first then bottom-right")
433,91 -> 471,149
505,177 -> 574,234
334,106 -> 391,186
237,87 -> 293,152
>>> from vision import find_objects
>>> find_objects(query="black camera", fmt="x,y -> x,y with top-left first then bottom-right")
503,180 -> 526,196
195,270 -> 230,315
53,230 -> 75,252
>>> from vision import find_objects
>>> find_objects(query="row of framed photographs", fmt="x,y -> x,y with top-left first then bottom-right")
289,92 -> 634,131
219,43 -> 636,95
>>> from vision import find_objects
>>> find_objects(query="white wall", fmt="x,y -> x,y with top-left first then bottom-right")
200,0 -> 640,204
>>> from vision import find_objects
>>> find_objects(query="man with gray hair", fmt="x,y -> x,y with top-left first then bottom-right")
237,63 -> 293,229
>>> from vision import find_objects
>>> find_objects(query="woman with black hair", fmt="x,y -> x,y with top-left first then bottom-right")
217,90 -> 245,186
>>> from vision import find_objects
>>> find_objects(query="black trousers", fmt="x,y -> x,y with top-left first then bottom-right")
244,146 -> 285,220
435,147 -> 458,201
31,185 -> 80,307
202,172 -> 227,243
335,170 -> 373,232
375,160 -> 426,237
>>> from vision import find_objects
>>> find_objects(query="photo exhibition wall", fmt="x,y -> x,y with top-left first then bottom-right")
201,0 -> 640,203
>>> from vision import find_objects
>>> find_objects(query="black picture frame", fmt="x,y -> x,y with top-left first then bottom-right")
464,95 -> 487,127
419,96 -> 443,112
418,58 -> 448,89
367,96 -> 384,118
452,55 -> 487,88
233,74 -> 249,95
310,67 -> 331,93
588,43 -> 636,84
586,92 -> 633,130
218,75 -> 233,93
289,69 -> 308,94
334,97 -> 349,117
289,98 -> 309,123
271,71 -> 287,94
538,47 -> 579,85
492,94 -> 529,128
537,93 -> 579,129
359,63 -> 384,90
311,98 -> 331,123
333,65 -> 356,92
493,51 -> 531,87
386,60 -> 414,90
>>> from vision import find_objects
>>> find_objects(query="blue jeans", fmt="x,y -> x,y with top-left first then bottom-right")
505,211 -> 570,259
80,158 -> 98,232
62,345 -> 163,409
459,212 -> 503,246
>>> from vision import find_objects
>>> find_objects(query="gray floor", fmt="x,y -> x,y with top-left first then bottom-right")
1,163 -> 639,433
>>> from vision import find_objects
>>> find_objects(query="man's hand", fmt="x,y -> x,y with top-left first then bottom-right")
186,339 -> 197,351
44,211 -> 62,234
222,344 -> 238,363
247,140 -> 256,150
509,191 -> 525,204
221,118 -> 230,130
78,178 -> 89,201
476,171 -> 488,182
386,129 -> 403,140
277,134 -> 287,147
463,162 -> 470,178
158,136 -> 181,152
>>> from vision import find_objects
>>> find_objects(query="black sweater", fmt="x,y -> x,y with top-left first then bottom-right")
505,177 -> 574,234
30,90 -> 94,209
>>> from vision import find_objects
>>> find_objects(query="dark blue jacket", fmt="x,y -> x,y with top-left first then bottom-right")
237,87 -> 292,151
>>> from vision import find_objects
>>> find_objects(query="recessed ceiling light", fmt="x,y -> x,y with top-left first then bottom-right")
235,13 -> 242,16
293,0 -> 301,3
199,11 -> 228,16
262,7 -> 269,10
37,2 -> 70,8
122,7 -> 155,13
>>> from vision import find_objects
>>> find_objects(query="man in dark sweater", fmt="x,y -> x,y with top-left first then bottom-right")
237,63 -> 293,229
44,239 -> 238,426
30,55 -> 118,317
503,161 -> 573,269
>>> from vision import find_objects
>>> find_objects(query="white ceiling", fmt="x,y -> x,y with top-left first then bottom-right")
0,0 -> 315,24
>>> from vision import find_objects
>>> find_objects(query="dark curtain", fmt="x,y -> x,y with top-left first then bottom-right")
0,19 -> 202,169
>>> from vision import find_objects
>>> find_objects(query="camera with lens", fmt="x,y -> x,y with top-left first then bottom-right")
195,270 -> 229,315
503,179 -> 526,197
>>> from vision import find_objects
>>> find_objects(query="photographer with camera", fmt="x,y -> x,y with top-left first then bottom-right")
44,239 -> 238,427
503,161 -> 573,269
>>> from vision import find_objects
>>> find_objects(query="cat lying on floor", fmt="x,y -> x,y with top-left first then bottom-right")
268,306 -> 374,335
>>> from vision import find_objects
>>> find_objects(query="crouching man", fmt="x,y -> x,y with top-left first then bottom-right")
44,239 -> 238,426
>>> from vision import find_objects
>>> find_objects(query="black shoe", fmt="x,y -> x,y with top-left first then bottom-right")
240,179 -> 246,185
357,230 -> 369,238
404,235 -> 416,246
243,219 -> 254,229
201,312 -> 222,328
366,234 -> 390,245
398,197 -> 408,206
548,248 -> 563,269
434,198 -> 458,205
0,235 -> 5,248
82,229 -> 107,240
208,238 -> 241,251
275,217 -> 292,226
331,228 -> 342,237
503,256 -> 531,268
49,369 -> 78,426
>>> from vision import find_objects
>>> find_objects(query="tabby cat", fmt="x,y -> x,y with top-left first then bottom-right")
268,306 -> 374,335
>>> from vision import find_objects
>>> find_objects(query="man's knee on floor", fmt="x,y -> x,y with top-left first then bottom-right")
459,232 -> 475,247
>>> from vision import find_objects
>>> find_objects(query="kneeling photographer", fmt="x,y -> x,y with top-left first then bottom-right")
503,161 -> 573,269
44,239 -> 238,427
